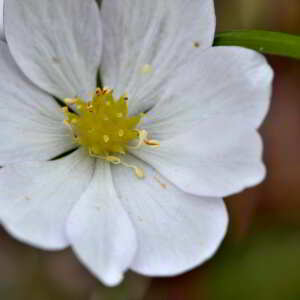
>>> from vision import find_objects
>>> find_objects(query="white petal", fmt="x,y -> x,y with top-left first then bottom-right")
0,149 -> 95,250
133,121 -> 265,198
143,47 -> 274,141
0,41 -> 74,164
5,0 -> 102,100
67,160 -> 137,286
0,0 -> 3,40
130,47 -> 273,197
101,0 -> 215,114
112,155 -> 228,276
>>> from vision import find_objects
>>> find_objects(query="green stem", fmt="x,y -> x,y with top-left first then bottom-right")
214,30 -> 300,59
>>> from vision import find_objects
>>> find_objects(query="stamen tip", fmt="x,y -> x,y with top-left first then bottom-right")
144,139 -> 160,148
64,98 -> 77,104
135,167 -> 145,179
102,87 -> 113,95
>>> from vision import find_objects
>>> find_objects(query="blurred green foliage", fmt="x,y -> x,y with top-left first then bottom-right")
207,226 -> 300,300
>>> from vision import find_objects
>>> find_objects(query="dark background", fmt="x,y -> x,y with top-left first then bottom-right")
1,1 -> 300,299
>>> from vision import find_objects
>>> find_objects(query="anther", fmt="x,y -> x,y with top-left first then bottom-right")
118,129 -> 124,137
103,87 -> 113,94
87,103 -> 94,112
103,135 -> 110,143
134,167 -> 145,179
121,161 -> 145,179
144,139 -> 160,147
64,98 -> 78,104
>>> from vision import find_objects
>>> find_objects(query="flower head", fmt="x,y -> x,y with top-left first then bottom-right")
0,0 -> 273,286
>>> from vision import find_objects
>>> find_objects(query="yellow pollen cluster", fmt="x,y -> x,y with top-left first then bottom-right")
63,88 -> 160,178
63,88 -> 143,156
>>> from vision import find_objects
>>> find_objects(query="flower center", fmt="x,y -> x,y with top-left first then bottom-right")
63,88 -> 159,178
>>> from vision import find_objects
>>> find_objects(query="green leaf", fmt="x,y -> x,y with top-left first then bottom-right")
214,30 -> 300,59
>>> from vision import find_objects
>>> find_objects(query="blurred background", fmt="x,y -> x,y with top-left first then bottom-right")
1,0 -> 300,299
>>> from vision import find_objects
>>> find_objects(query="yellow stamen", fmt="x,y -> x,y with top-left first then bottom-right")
63,88 -> 159,179
144,139 -> 160,148
102,87 -> 113,94
133,167 -> 145,179
64,98 -> 78,104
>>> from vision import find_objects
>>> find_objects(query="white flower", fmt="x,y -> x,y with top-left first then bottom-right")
0,0 -> 273,286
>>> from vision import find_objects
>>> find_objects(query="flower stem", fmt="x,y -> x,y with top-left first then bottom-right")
214,30 -> 300,59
